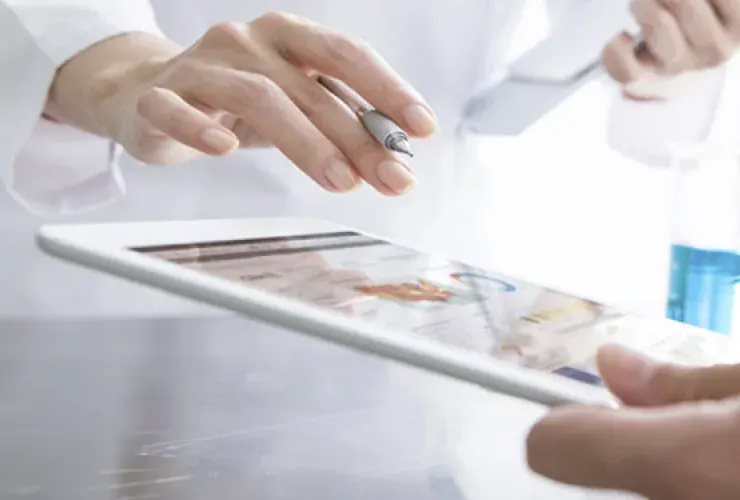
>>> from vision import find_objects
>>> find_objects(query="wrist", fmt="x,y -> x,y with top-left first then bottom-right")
48,33 -> 182,138
85,55 -> 171,140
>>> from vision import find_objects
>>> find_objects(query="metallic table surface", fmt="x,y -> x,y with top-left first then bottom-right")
0,316 -> 467,500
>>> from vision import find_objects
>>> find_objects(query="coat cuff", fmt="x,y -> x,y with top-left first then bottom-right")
0,2 -> 162,215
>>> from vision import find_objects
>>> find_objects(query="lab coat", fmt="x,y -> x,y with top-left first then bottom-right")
0,1 -> 735,499
0,0 -> 538,316
1,0 -> 729,316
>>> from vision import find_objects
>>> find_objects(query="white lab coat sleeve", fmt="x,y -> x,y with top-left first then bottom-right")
0,0 -> 163,215
606,67 -> 727,166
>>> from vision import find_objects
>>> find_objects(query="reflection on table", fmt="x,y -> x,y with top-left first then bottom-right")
0,316 -> 462,500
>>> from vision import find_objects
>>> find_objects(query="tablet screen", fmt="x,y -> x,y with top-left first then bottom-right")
132,231 -> 730,388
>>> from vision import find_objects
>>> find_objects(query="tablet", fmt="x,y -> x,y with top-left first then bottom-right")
36,217 -> 740,407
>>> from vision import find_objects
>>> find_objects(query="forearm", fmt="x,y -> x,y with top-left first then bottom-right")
45,32 -> 182,138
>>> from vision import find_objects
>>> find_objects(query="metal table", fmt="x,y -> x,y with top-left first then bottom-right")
0,316 -> 464,500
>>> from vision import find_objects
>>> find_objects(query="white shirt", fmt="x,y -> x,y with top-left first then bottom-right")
0,2 -> 736,499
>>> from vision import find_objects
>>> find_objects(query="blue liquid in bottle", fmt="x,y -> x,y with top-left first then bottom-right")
667,244 -> 740,335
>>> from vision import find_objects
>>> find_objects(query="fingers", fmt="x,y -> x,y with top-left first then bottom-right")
226,116 -> 272,149
605,0 -> 739,87
194,67 -> 359,193
140,16 -> 432,193
602,32 -> 652,84
181,20 -> 419,195
527,400 -> 740,499
136,87 -> 239,159
268,63 -> 416,195
597,344 -> 740,406
630,0 -> 691,72
713,0 -> 740,34
252,12 -> 438,138
528,406 -> 655,494
655,362 -> 740,404
660,0 -> 734,66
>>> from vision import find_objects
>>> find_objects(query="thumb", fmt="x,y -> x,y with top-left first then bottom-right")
527,399 -> 740,498
597,344 -> 740,406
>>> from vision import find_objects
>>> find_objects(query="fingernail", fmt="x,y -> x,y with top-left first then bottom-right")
324,160 -> 358,192
600,344 -> 653,382
201,128 -> 238,153
377,161 -> 417,194
403,104 -> 437,136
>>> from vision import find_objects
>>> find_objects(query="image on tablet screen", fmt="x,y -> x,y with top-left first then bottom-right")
132,231 -> 640,387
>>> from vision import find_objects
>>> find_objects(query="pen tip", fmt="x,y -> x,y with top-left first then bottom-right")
390,138 -> 414,157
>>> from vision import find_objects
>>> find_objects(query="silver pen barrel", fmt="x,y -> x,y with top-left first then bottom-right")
316,75 -> 414,157
359,110 -> 413,157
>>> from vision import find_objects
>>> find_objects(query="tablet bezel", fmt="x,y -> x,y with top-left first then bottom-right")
37,217 -> 616,408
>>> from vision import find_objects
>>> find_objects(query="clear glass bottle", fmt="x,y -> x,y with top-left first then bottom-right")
667,142 -> 740,335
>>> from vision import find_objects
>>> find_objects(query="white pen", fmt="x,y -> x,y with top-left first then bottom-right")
317,75 -> 414,157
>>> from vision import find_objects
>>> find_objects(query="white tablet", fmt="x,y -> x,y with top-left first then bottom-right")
37,217 -> 740,408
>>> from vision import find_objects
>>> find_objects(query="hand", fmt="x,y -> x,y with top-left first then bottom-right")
527,344 -> 740,500
602,0 -> 740,90
86,13 -> 437,195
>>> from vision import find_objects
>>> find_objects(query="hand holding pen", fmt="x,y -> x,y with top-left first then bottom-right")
317,75 -> 415,157
81,15 -> 437,195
